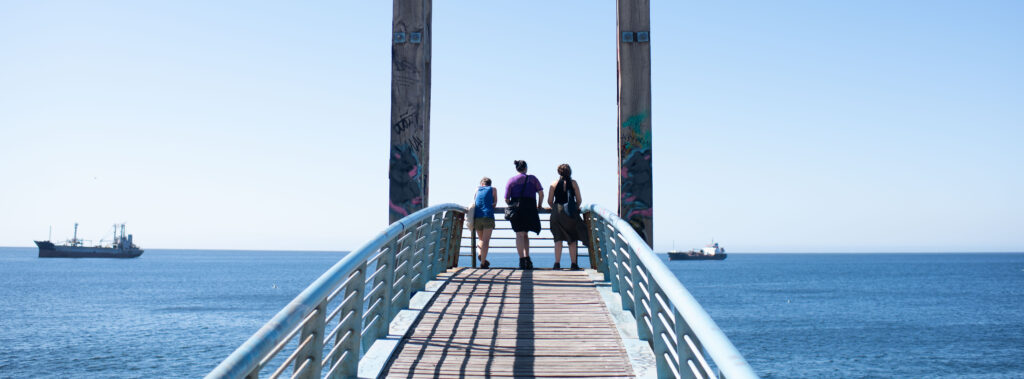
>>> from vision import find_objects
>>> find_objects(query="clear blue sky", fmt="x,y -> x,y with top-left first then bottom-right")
1,1 -> 1021,252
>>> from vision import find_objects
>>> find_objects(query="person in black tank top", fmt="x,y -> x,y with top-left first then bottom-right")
546,164 -> 585,270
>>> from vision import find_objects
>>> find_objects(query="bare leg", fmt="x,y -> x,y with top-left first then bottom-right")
554,241 -> 563,265
515,232 -> 528,258
478,228 -> 492,262
524,233 -> 530,259
569,241 -> 579,266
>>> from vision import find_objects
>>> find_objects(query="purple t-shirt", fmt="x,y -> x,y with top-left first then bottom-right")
505,174 -> 542,200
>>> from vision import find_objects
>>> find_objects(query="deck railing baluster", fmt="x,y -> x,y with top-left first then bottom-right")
207,204 -> 468,379
584,205 -> 757,379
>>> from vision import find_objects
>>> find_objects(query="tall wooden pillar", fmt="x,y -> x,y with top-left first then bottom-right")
616,0 -> 653,246
389,0 -> 431,223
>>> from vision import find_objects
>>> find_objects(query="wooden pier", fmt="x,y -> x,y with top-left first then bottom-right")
383,268 -> 635,378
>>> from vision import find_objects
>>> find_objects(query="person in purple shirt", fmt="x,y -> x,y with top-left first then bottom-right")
505,160 -> 544,270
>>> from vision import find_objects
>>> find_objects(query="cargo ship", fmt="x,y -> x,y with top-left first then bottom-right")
668,241 -> 726,261
35,223 -> 143,258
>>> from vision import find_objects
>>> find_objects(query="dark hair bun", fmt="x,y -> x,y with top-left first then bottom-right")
514,160 -> 527,172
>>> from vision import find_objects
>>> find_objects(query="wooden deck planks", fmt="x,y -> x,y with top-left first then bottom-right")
383,268 -> 634,378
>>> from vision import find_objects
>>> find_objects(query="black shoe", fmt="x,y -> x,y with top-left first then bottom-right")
570,262 -> 581,271
519,257 -> 526,269
553,262 -> 561,270
526,257 -> 534,270
481,260 -> 490,269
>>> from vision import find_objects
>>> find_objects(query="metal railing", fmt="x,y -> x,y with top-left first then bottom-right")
206,204 -> 466,379
584,204 -> 757,379
461,207 -> 592,267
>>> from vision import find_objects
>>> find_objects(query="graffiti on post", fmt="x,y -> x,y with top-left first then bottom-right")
619,111 -> 653,243
389,144 -> 423,220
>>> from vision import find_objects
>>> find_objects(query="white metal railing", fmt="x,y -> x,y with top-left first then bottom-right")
584,204 -> 758,379
206,204 -> 466,379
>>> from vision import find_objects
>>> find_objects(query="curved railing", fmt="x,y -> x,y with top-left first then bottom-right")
206,204 -> 466,379
584,204 -> 758,379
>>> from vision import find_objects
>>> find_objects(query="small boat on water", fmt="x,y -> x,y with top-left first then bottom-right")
668,241 -> 726,261
34,223 -> 144,258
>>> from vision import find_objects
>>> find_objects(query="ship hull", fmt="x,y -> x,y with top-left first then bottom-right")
667,252 -> 727,261
35,241 -> 144,258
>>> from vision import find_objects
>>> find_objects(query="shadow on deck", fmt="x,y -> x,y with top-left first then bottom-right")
381,268 -> 635,378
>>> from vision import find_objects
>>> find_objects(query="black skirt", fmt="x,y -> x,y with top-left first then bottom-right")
508,197 -> 541,234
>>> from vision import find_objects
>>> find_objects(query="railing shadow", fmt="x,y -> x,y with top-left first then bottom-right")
513,269 -> 534,377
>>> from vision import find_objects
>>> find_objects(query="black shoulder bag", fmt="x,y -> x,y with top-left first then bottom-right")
504,175 -> 530,220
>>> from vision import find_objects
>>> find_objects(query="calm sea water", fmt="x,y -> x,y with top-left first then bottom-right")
1,248 -> 1022,378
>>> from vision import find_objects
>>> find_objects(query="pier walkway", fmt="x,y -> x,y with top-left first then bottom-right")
383,268 -> 633,378
206,204 -> 756,379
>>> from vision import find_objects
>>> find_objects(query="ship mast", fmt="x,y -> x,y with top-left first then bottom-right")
73,222 -> 79,246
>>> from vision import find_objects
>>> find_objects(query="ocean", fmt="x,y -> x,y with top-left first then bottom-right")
0,248 -> 1022,378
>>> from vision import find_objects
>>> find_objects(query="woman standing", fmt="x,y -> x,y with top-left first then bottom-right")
547,164 -> 585,270
472,177 -> 497,269
505,160 -> 544,269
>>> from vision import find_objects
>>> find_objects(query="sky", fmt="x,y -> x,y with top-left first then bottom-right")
1,1 -> 1021,252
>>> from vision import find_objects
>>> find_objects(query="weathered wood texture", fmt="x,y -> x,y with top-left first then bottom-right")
384,269 -> 634,378
616,0 -> 653,246
390,0 -> 431,223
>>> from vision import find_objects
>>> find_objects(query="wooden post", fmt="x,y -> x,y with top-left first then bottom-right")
616,0 -> 653,246
390,0 -> 431,223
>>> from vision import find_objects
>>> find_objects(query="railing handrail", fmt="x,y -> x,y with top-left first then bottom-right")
584,204 -> 757,379
207,203 -> 466,379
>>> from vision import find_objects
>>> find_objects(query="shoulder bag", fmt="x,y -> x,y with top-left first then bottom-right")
504,175 -> 530,220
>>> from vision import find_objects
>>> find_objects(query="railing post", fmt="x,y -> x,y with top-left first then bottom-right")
420,215 -> 441,283
674,309 -> 700,379
295,299 -> 326,379
392,230 -> 413,318
602,223 -> 620,293
424,214 -> 439,279
364,242 -> 396,352
471,227 -> 477,268
435,211 -> 453,275
648,282 -> 671,379
585,212 -> 601,274
448,212 -> 464,268
333,263 -> 365,378
612,237 -> 633,312
411,221 -> 428,291
632,262 -> 652,342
